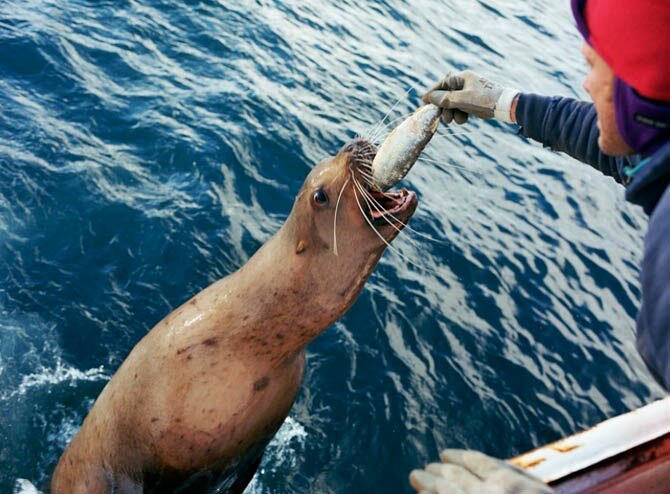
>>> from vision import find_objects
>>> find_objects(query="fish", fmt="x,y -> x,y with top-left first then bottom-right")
371,104 -> 441,191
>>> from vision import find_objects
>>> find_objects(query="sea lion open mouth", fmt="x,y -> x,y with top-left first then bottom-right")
349,140 -> 418,230
369,188 -> 417,226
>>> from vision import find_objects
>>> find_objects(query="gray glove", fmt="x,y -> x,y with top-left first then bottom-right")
422,71 -> 519,124
409,449 -> 553,494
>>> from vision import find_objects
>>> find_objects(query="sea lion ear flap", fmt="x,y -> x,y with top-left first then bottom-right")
295,240 -> 306,254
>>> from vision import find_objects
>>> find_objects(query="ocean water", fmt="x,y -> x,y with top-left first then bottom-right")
0,0 -> 664,492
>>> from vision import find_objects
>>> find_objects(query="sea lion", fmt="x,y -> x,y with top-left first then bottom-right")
51,138 -> 418,493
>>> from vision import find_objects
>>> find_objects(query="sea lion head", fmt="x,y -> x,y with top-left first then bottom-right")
280,138 -> 418,316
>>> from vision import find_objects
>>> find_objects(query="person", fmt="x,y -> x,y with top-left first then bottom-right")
409,0 -> 670,492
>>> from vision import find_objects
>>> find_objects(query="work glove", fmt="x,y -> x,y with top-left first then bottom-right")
409,449 -> 554,494
422,71 -> 519,124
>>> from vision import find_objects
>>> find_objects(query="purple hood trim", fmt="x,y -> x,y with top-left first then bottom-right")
615,78 -> 670,156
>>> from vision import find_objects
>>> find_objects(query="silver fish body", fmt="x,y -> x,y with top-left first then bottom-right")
371,104 -> 441,191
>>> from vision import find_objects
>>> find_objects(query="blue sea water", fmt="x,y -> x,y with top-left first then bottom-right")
0,0 -> 665,492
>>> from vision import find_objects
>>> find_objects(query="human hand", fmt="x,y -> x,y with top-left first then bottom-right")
409,449 -> 553,494
422,71 -> 519,124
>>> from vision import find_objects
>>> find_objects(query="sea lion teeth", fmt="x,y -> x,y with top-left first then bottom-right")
370,189 -> 417,224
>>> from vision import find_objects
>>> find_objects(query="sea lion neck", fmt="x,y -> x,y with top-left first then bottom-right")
211,228 -> 333,363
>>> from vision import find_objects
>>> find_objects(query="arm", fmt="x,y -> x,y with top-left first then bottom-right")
422,72 -> 639,184
514,94 -> 637,185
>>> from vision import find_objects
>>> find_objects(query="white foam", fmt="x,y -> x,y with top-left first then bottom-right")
13,479 -> 41,494
1,358 -> 109,400
46,405 -> 89,451
265,416 -> 308,470
244,416 -> 308,494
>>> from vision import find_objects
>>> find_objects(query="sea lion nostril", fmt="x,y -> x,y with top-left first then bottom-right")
342,139 -> 374,155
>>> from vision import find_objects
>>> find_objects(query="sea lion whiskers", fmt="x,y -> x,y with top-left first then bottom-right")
349,170 -> 427,271
351,174 -> 421,239
349,156 -> 376,181
354,157 -> 376,174
363,87 -> 414,141
354,154 -> 374,168
351,175 -> 446,245
350,169 -> 398,253
368,111 -> 415,145
332,176 -> 351,256
350,139 -> 447,244
349,135 -> 375,154
352,147 -> 376,168
352,136 -> 376,152
357,170 -> 382,192
354,167 -> 377,188
349,160 -> 384,194
355,153 -> 376,167
348,143 -> 377,189
350,177 -> 404,237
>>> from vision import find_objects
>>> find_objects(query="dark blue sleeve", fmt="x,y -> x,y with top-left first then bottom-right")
515,93 -> 637,184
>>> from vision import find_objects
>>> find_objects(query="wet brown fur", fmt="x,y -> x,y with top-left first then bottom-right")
50,141 -> 417,493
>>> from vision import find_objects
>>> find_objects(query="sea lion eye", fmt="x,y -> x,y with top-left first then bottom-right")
312,188 -> 329,208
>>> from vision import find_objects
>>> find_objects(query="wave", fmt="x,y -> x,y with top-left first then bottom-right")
13,479 -> 41,494
1,358 -> 108,401
244,416 -> 308,494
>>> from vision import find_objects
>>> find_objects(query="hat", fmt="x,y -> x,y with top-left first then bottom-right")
571,0 -> 670,154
